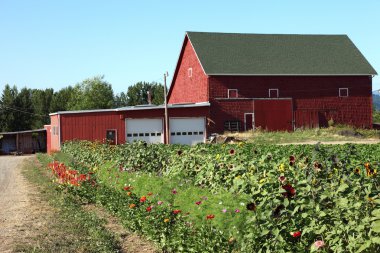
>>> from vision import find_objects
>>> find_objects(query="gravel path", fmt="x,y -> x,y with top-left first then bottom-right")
0,155 -> 39,252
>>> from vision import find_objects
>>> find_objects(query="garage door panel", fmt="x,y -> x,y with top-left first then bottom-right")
170,118 -> 205,145
126,119 -> 163,143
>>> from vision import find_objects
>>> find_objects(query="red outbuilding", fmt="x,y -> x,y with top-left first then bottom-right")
46,31 -> 377,152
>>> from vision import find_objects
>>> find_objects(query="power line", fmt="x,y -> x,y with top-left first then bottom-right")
0,105 -> 49,118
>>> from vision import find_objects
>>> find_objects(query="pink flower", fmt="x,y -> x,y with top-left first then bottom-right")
234,209 -> 240,213
172,189 -> 177,194
157,201 -> 163,205
222,209 -> 227,213
313,240 -> 325,249
195,201 -> 202,205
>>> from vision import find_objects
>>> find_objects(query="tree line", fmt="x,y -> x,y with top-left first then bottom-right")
0,76 -> 165,132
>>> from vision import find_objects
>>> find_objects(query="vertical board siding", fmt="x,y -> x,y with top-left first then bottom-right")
254,99 -> 293,131
208,75 -> 372,131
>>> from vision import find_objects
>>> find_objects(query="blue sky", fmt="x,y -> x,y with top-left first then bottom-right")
0,0 -> 379,94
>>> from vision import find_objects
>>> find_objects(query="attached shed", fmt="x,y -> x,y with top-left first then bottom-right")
0,129 -> 47,155
46,102 -> 210,153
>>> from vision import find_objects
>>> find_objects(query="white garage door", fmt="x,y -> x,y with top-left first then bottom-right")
126,118 -> 163,143
170,118 -> 205,145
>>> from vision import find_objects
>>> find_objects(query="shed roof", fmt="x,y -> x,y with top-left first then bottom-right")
187,32 -> 377,75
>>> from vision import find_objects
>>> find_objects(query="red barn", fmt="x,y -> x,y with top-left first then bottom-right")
46,31 -> 377,152
168,32 -> 377,133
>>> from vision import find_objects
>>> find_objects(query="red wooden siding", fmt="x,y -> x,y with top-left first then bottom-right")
254,99 -> 293,131
168,36 -> 208,104
208,100 -> 254,133
60,112 -> 125,145
208,75 -> 373,130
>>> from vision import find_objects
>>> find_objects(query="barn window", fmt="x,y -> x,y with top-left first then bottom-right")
188,68 -> 192,77
339,88 -> 348,97
224,121 -> 240,131
269,89 -> 279,98
228,89 -> 238,98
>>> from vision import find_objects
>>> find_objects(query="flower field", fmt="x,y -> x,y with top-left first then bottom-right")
49,141 -> 380,252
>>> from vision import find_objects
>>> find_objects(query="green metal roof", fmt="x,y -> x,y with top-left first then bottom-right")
186,32 -> 377,75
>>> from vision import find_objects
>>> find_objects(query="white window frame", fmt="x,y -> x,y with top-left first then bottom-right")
339,88 -> 349,97
106,129 -> 118,145
188,68 -> 192,77
269,89 -> 279,98
228,89 -> 238,98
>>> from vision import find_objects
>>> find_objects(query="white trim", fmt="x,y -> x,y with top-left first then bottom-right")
188,67 -> 193,77
244,113 -> 255,131
228,89 -> 238,98
106,129 -> 118,145
207,73 -> 377,76
49,102 -> 211,115
58,114 -> 61,149
339,88 -> 349,97
269,89 -> 279,98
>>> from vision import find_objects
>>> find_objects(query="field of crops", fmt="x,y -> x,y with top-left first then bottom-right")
49,141 -> 380,252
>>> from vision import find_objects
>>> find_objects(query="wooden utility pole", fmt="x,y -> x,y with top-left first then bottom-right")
164,72 -> 169,144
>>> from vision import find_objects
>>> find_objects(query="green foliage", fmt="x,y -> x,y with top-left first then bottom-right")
62,141 -> 380,252
67,76 -> 114,110
373,109 -> 380,123
126,81 -> 164,106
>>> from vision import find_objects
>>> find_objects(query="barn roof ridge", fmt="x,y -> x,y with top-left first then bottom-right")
185,31 -> 377,76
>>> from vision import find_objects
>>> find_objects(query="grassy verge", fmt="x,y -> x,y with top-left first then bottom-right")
97,161 -> 250,238
227,125 -> 380,144
16,154 -> 121,253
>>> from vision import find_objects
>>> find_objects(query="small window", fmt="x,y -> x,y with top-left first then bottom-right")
157,133 -> 162,136
127,133 -> 132,137
176,132 -> 181,135
193,131 -> 198,135
269,89 -> 279,98
182,132 -> 187,135
144,133 -> 149,136
199,131 -> 204,135
133,133 -> 138,137
188,132 -> 192,135
188,68 -> 192,77
224,121 -> 240,132
339,88 -> 348,97
150,133 -> 156,136
228,89 -> 238,98
139,133 -> 144,137
171,132 -> 175,136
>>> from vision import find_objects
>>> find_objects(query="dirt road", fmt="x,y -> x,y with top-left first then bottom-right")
0,155 -> 40,252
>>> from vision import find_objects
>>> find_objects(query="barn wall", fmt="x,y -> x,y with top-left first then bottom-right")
208,100 -> 254,133
168,37 -> 209,104
208,75 -> 372,130
60,112 -> 125,145
44,125 -> 52,154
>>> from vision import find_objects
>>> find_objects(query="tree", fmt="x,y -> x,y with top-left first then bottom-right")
114,92 -> 128,107
50,86 -> 75,112
0,84 -> 18,131
13,87 -> 34,131
32,88 -> 53,129
126,81 -> 165,106
67,76 -> 114,110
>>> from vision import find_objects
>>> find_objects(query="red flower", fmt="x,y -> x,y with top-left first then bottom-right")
282,184 -> 296,198
195,201 -> 202,205
124,186 -> 132,191
290,231 -> 301,238
229,149 -> 235,155
146,206 -> 152,212
172,189 -> 177,194
140,196 -> 147,202
147,192 -> 153,196
172,209 -> 181,214
289,155 -> 295,162
206,214 -> 215,220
